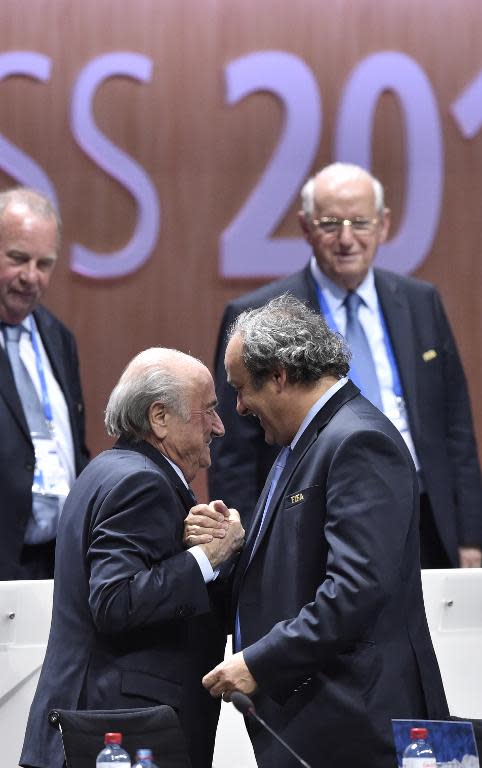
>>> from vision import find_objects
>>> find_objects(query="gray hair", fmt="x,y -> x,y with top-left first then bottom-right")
228,294 -> 350,388
0,187 -> 62,245
300,162 -> 385,217
105,348 -> 197,441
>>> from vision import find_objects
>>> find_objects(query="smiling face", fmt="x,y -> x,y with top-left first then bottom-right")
0,202 -> 58,325
150,361 -> 225,484
225,334 -> 288,447
299,170 -> 390,291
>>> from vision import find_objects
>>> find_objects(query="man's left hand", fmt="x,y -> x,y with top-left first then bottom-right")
202,652 -> 257,700
458,546 -> 482,568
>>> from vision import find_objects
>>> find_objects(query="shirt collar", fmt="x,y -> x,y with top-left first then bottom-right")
0,313 -> 34,346
309,255 -> 378,314
290,377 -> 348,450
161,454 -> 189,488
162,453 -> 189,488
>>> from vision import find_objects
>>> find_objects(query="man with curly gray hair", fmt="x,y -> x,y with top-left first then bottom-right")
197,294 -> 448,768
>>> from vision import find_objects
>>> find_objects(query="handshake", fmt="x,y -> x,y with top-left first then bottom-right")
184,500 -> 245,568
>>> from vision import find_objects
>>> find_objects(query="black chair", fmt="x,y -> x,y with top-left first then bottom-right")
48,704 -> 192,768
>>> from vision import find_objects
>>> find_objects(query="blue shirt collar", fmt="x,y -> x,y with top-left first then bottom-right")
290,377 -> 348,450
309,256 -> 378,314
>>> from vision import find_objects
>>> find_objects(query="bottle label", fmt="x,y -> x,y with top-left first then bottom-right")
402,759 -> 436,768
97,763 -> 131,768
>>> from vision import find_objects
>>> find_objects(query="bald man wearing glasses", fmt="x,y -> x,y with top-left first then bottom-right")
209,162 -> 482,569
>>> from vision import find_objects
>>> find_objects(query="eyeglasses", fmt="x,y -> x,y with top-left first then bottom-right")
311,216 -> 379,236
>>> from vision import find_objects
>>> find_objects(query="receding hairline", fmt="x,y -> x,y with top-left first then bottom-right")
301,162 -> 385,215
0,187 -> 61,237
314,165 -> 376,202
122,347 -> 210,388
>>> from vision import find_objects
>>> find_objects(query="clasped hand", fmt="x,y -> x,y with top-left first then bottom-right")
184,499 -> 245,569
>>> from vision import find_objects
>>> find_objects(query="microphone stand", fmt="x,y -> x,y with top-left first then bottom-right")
231,691 -> 312,768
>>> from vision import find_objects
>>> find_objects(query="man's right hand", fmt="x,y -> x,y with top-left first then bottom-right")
193,501 -> 244,568
184,500 -> 229,546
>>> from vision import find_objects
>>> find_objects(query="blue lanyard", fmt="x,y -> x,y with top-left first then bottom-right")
315,282 -> 403,398
29,317 -> 55,428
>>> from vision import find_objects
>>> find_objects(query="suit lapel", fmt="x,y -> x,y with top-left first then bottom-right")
374,270 -> 421,436
234,458 -> 281,577
300,263 -> 320,312
34,307 -> 70,397
113,437 -> 195,513
234,381 -> 360,594
0,307 -> 74,441
0,341 -> 30,438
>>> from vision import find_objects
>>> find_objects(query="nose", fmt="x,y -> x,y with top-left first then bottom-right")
338,220 -> 355,247
212,410 -> 225,438
236,394 -> 248,416
19,260 -> 39,285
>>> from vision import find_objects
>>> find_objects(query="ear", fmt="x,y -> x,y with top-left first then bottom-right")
271,367 -> 288,392
297,210 -> 312,243
148,401 -> 168,438
378,207 -> 391,244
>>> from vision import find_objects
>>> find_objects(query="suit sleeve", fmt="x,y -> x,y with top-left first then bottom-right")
87,469 -> 211,634
243,429 -> 417,704
433,289 -> 482,547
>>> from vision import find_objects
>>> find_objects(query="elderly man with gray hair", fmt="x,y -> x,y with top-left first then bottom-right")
21,347 -> 244,768
0,186 -> 89,580
209,162 -> 482,570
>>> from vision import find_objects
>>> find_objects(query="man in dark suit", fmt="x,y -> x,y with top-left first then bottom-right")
201,295 -> 449,768
0,187 -> 89,580
209,162 -> 482,568
20,347 -> 245,768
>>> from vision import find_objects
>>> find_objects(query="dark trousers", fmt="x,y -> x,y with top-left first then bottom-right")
419,492 -> 452,569
19,538 -> 56,579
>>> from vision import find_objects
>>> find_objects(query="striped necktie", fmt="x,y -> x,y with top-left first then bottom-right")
3,323 -> 59,544
3,323 -> 50,435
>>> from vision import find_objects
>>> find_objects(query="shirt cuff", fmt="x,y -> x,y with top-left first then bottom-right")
187,546 -> 218,583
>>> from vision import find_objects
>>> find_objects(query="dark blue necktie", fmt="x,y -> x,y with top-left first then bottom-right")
252,446 -> 291,547
344,292 -> 383,410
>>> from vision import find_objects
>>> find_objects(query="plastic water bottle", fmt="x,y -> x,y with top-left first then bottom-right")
96,732 -> 131,766
132,749 -> 157,767
402,727 -> 436,768
132,748 -> 159,768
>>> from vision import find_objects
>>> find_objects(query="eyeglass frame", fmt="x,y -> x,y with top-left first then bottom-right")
310,216 -> 380,236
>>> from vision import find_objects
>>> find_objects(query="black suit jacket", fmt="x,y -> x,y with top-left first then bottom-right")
209,265 -> 482,565
20,439 -> 224,768
0,304 -> 89,579
235,382 -> 448,768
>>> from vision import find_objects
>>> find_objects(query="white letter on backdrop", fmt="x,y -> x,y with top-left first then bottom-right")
70,52 -> 160,278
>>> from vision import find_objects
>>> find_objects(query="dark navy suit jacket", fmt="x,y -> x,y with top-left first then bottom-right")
20,439 -> 225,768
0,304 -> 89,579
209,265 -> 482,564
234,382 -> 448,768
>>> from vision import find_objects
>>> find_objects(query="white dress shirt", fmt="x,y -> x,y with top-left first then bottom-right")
310,257 -> 421,470
162,454 -> 216,583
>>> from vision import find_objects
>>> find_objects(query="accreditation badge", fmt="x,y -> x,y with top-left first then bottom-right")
31,434 -> 70,499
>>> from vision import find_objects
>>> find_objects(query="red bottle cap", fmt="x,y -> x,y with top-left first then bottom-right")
104,733 -> 122,744
410,728 -> 428,740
